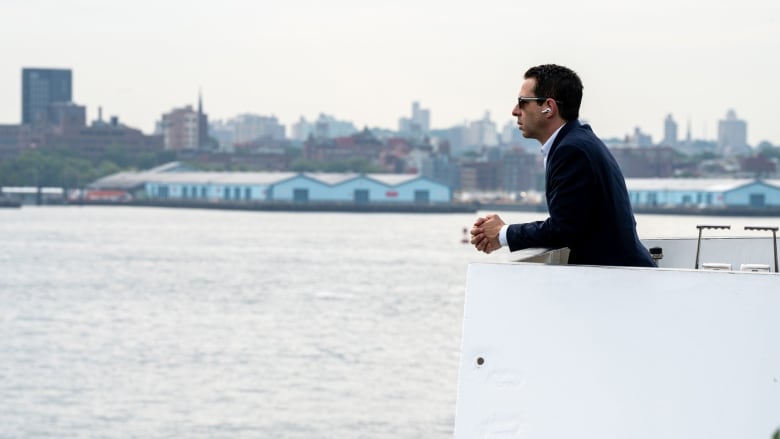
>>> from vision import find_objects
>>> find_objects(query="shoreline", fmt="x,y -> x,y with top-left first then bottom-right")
58,199 -> 480,214
476,203 -> 780,217
12,200 -> 780,217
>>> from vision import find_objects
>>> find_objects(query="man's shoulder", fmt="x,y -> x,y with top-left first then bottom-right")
549,123 -> 611,169
557,123 -> 607,153
559,122 -> 598,142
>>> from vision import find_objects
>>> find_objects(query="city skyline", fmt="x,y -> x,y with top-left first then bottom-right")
0,70 -> 761,150
3,0 -> 780,145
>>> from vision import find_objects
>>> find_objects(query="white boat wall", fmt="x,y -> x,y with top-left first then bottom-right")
454,235 -> 780,439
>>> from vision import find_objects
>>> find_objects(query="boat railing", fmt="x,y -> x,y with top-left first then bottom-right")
744,225 -> 779,271
511,247 -> 570,265
693,224 -> 779,272
694,224 -> 732,269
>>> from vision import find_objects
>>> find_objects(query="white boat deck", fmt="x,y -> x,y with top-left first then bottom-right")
454,236 -> 780,439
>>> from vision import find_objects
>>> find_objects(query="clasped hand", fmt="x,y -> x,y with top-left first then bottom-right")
470,214 -> 505,254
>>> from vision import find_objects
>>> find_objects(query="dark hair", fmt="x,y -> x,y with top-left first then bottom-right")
524,64 -> 583,121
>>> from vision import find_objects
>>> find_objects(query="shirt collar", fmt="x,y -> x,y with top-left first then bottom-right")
541,123 -> 566,167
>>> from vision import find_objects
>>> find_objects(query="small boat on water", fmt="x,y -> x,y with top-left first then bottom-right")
455,225 -> 780,439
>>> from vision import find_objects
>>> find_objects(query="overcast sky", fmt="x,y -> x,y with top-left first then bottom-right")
3,0 -> 780,145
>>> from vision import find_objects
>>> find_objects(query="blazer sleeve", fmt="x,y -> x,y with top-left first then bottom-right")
506,144 -> 596,251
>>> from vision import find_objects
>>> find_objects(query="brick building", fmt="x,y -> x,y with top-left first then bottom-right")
610,146 -> 675,178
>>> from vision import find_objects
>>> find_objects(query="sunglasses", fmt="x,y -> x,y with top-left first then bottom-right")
517,97 -> 563,108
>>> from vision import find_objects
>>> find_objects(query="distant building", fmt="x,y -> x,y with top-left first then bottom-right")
398,101 -> 431,138
500,120 -> 520,145
499,148 -> 543,192
455,146 -> 542,193
157,94 -> 209,150
459,161 -> 500,191
209,114 -> 286,151
431,125 -> 469,156
231,114 -> 285,144
420,153 -> 459,189
718,109 -> 749,156
158,105 -> 200,150
290,114 -> 357,140
466,112 -> 499,148
380,137 -> 415,172
501,119 -> 542,153
43,117 -> 163,163
2,103 -> 161,163
303,128 -> 383,164
89,162 -> 452,204
662,114 -> 678,146
610,146 -> 675,178
6,68 -> 164,164
315,114 -> 357,138
626,178 -> 780,209
22,68 -> 72,126
290,116 -> 313,141
626,127 -> 653,147
674,138 -> 718,158
0,124 -> 39,161
739,155 -> 777,178
271,173 -> 449,204
208,120 -> 235,152
431,114 -> 501,157
48,102 -> 87,135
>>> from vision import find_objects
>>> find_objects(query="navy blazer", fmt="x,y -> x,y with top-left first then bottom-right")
506,120 -> 655,267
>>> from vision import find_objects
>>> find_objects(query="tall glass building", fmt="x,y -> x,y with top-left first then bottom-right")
22,68 -> 72,125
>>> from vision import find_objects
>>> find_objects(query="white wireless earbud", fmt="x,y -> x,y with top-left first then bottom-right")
541,108 -> 552,114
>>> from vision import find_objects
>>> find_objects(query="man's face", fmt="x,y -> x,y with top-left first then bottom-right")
512,78 -> 544,141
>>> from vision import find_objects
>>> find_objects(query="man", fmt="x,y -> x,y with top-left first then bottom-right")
470,64 -> 655,267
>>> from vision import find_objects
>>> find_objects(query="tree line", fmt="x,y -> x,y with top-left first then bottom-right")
0,145 -> 176,188
0,145 -> 386,189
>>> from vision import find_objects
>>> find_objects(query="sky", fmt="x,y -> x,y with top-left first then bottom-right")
3,0 -> 780,146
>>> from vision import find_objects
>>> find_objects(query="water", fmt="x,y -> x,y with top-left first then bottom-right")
1,206 -> 777,438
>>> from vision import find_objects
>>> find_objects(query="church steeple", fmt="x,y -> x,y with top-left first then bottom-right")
686,117 -> 691,144
198,87 -> 203,117
197,87 -> 208,149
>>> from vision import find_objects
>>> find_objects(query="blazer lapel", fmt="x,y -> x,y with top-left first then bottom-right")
548,120 -> 579,157
545,120 -> 580,200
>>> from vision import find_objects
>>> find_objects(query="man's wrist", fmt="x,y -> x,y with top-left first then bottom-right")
499,224 -> 509,247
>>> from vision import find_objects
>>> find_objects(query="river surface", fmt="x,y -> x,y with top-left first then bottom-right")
1,206 -> 776,438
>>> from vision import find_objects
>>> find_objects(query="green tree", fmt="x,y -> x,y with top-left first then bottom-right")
758,144 -> 780,160
104,143 -> 130,168
290,158 -> 321,172
0,149 -> 120,187
94,161 -> 122,180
